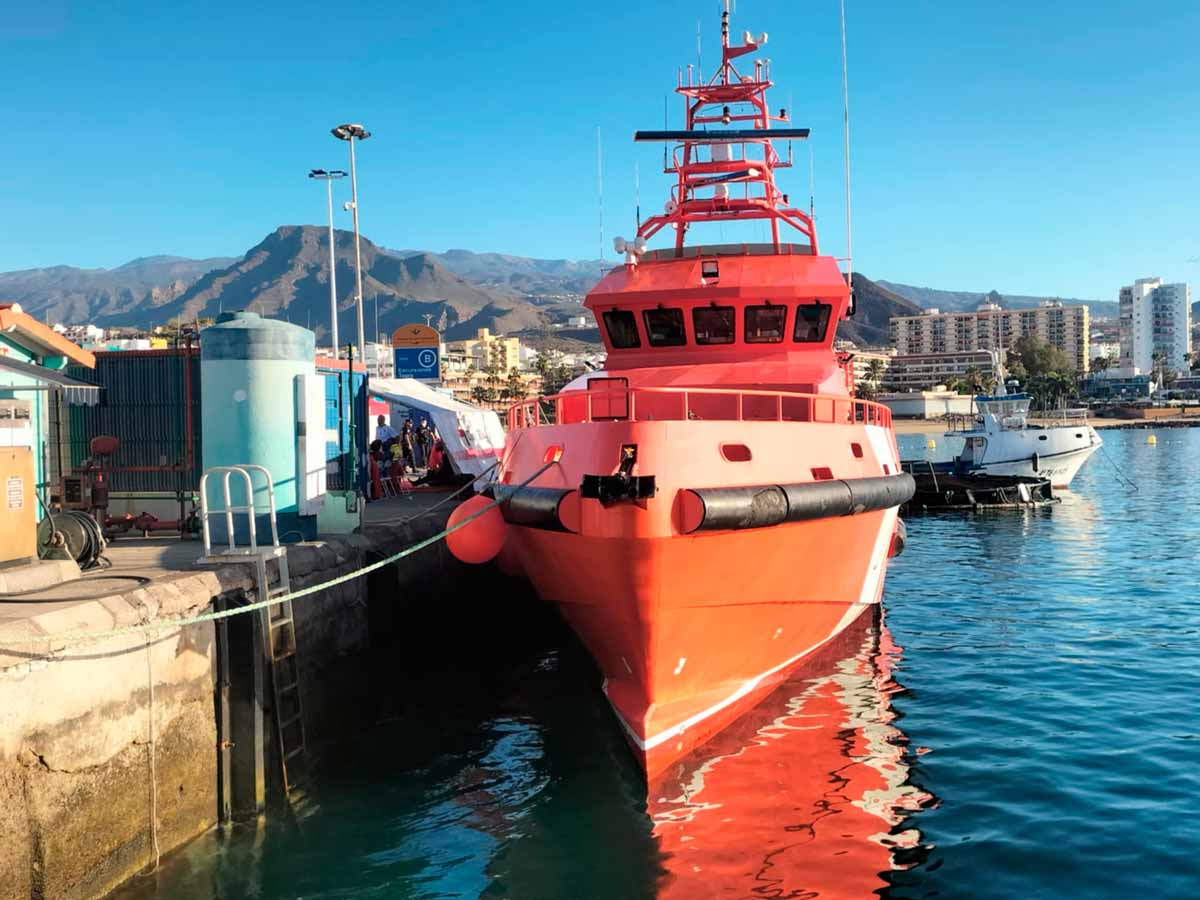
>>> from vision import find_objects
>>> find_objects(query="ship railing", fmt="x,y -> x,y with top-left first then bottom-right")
1033,407 -> 1090,426
507,386 -> 892,430
945,413 -> 982,433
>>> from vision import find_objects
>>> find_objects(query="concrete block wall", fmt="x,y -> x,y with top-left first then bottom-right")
0,572 -> 228,900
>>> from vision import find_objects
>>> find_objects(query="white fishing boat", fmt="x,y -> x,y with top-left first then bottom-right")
948,393 -> 1101,488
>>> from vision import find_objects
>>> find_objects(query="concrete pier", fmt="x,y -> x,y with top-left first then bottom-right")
0,492 -> 461,900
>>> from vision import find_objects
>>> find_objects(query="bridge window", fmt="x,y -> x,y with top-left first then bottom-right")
794,302 -> 832,343
744,304 -> 786,343
642,308 -> 687,347
693,305 -> 735,344
602,310 -> 641,349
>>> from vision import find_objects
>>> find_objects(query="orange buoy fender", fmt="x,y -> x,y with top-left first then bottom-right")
446,495 -> 508,564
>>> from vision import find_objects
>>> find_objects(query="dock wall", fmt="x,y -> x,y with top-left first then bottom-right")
0,510 -> 453,900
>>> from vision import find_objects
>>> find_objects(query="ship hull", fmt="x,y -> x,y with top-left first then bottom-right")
973,441 -> 1100,488
955,423 -> 1102,488
504,505 -> 898,778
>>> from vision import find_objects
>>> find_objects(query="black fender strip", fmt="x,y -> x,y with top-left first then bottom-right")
683,473 -> 915,533
485,485 -> 574,532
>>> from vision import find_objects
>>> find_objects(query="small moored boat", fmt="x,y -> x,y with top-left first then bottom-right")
947,393 -> 1101,488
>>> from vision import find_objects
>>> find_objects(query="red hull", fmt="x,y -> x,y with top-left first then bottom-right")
494,412 -> 902,777
501,440 -> 900,777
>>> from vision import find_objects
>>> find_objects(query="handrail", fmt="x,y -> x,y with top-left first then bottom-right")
507,385 -> 892,430
199,464 -> 280,556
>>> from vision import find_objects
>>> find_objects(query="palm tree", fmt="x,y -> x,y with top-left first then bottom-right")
961,366 -> 986,395
470,385 -> 488,405
1092,355 -> 1111,374
506,368 -> 527,401
865,358 -> 886,394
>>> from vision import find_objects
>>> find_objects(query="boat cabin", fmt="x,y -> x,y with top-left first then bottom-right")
952,394 -> 1030,468
585,243 -> 850,384
974,394 -> 1031,431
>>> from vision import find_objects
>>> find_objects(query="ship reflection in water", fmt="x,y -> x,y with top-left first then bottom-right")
649,609 -> 937,899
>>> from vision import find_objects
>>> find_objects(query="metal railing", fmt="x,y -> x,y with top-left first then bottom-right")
199,464 -> 280,556
507,386 -> 892,430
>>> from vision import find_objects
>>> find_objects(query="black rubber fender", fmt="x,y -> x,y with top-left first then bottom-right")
682,473 -> 915,533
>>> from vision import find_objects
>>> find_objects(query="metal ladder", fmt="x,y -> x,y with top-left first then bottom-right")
264,573 -> 307,792
198,464 -> 307,793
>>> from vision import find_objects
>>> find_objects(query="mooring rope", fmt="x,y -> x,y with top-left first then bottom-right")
0,460 -> 556,652
1097,441 -> 1139,492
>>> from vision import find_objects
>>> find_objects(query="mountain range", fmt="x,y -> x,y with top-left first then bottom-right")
0,226 -> 1125,346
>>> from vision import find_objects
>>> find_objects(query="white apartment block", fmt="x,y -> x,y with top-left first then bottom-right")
1118,277 -> 1191,375
889,302 -> 1090,372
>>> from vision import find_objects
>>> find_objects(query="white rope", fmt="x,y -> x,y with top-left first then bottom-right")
0,461 -> 557,652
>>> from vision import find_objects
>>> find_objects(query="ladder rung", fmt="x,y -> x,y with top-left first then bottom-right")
279,713 -> 304,730
269,616 -> 293,628
277,679 -> 299,693
284,746 -> 306,760
273,648 -> 295,662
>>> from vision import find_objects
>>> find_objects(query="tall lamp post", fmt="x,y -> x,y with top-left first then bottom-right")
331,123 -> 370,360
308,168 -> 347,358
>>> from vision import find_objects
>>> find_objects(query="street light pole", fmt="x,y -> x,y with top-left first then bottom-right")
308,168 -> 347,358
332,123 -> 371,361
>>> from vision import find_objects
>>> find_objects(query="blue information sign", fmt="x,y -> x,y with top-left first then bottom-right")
393,346 -> 440,380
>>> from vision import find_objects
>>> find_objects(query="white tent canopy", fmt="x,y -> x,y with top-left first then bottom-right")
369,377 -> 505,476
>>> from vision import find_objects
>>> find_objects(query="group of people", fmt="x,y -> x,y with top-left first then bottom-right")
375,414 -> 435,471
370,414 -> 454,497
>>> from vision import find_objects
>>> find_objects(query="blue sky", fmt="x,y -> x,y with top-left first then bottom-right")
2,0 -> 1197,300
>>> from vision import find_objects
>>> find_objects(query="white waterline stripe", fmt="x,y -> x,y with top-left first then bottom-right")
609,600 -> 872,752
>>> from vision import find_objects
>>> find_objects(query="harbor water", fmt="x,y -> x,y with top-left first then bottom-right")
114,428 -> 1200,899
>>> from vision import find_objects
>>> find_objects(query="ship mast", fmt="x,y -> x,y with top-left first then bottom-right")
632,2 -> 817,255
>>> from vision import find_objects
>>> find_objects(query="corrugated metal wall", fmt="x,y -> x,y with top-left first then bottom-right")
318,365 -> 367,492
63,349 -> 202,495
54,352 -> 365,498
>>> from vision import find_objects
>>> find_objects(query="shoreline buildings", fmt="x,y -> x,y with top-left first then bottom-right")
1118,278 -> 1191,376
889,302 -> 1090,373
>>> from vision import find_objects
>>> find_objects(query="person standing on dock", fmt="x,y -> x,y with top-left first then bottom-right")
400,420 -> 416,473
376,414 -> 398,443
417,418 -> 433,469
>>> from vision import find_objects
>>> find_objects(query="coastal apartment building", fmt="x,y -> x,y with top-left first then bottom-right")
888,302 -> 1090,372
1118,277 -> 1192,375
444,327 -> 522,373
834,341 -> 893,388
882,349 -> 1005,393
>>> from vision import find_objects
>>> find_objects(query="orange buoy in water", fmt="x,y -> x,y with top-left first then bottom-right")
446,495 -> 507,564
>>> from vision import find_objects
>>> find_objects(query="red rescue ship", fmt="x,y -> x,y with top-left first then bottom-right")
450,3 -> 914,779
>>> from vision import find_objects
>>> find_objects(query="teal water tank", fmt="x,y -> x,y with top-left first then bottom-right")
200,311 -> 316,545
